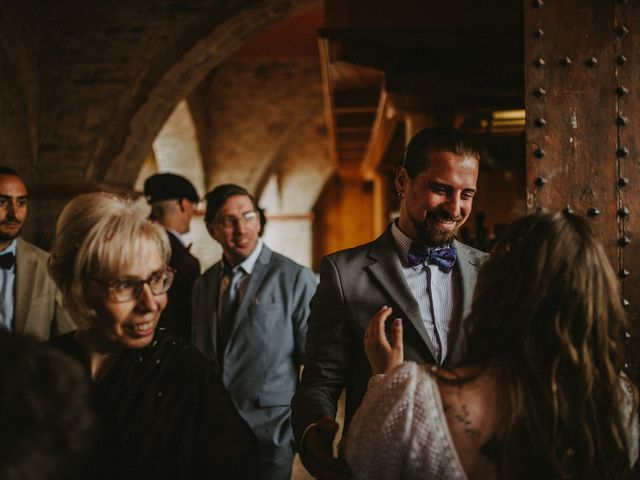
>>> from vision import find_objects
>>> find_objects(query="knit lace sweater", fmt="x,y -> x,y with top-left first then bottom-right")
343,362 -> 639,480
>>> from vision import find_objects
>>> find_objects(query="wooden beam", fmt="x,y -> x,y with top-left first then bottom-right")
318,36 -> 339,167
362,87 -> 400,175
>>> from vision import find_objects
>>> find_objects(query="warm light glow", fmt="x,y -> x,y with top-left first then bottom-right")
492,109 -> 525,121
487,109 -> 526,132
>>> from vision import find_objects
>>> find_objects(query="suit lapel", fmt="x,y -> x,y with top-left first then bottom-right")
14,238 -> 36,335
448,240 -> 483,364
366,228 -> 438,359
453,240 -> 481,319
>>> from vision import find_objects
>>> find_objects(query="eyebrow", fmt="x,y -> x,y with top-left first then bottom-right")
426,182 -> 477,194
116,268 -> 165,280
0,195 -> 28,200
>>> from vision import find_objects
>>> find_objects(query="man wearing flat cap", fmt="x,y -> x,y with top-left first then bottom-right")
144,173 -> 201,342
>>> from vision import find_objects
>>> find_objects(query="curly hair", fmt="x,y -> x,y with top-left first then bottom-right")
463,211 -> 637,479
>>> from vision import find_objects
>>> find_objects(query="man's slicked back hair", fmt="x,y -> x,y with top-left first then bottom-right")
402,127 -> 480,179
0,166 -> 21,178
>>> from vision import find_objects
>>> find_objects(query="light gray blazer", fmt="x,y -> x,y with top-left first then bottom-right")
291,225 -> 488,447
14,237 -> 74,340
192,245 -> 317,458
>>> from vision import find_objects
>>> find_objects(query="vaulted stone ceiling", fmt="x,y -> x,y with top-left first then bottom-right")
1,0 -> 524,256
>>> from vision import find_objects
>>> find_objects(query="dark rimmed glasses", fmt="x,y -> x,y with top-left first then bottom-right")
92,267 -> 175,303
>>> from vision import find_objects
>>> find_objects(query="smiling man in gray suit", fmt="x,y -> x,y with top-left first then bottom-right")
291,126 -> 489,479
0,166 -> 73,340
192,184 -> 317,480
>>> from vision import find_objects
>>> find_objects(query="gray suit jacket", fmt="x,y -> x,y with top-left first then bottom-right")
14,237 -> 74,340
291,225 -> 488,447
192,245 -> 317,460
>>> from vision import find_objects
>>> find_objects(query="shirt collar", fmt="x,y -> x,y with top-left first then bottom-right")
390,220 -> 413,263
222,238 -> 264,276
0,238 -> 18,255
390,220 -> 454,264
165,227 -> 186,246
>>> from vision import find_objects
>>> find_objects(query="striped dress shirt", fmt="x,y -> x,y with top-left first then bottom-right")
390,221 -> 460,364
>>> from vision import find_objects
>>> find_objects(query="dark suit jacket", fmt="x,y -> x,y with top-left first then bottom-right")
291,225 -> 488,447
160,230 -> 200,342
192,245 -> 317,463
14,237 -> 74,340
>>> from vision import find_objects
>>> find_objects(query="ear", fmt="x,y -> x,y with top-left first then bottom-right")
395,165 -> 408,196
177,198 -> 187,213
206,222 -> 218,241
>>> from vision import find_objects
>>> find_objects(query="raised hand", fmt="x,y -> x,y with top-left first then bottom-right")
363,306 -> 403,374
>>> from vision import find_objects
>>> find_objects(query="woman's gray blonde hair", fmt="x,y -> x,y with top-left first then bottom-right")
49,192 -> 170,328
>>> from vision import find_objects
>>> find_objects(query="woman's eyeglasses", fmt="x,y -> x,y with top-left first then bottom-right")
92,267 -> 175,302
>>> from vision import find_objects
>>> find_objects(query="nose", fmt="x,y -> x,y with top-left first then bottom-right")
234,218 -> 248,235
136,283 -> 159,312
6,200 -> 16,216
443,194 -> 461,219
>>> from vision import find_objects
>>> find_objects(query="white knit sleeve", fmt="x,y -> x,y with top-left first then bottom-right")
619,376 -> 639,466
342,362 -> 467,480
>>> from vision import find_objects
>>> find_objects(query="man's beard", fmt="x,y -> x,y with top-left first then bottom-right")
0,221 -> 23,243
412,209 -> 462,247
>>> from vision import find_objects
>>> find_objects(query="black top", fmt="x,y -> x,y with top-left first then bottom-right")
162,230 -> 200,342
50,329 -> 258,480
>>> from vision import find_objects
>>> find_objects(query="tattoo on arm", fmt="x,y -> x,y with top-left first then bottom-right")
444,404 -> 480,439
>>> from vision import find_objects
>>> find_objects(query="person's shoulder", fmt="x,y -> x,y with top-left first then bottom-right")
324,230 -> 388,266
170,245 -> 200,276
454,240 -> 489,263
48,330 -> 76,344
166,231 -> 189,255
153,328 -> 212,370
328,241 -> 373,260
196,261 -> 221,283
47,331 -> 88,369
267,248 -> 311,272
17,237 -> 48,261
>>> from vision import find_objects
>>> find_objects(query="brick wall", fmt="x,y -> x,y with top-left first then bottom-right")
0,0 -> 318,245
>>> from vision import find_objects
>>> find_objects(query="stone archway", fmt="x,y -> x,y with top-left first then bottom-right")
95,0 -> 320,188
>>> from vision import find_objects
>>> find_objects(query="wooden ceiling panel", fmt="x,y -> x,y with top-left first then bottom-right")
320,1 -> 524,177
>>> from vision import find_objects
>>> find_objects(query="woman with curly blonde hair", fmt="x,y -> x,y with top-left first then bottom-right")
344,211 -> 639,479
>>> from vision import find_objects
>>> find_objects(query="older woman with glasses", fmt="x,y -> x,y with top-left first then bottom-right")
48,192 -> 258,480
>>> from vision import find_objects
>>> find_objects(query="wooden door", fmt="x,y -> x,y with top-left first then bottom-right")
525,0 -> 640,374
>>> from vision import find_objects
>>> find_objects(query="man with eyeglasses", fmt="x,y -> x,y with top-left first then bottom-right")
0,166 -> 73,340
144,173 -> 201,342
192,183 -> 317,480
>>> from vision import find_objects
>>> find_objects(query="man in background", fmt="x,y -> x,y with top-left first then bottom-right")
192,184 -> 317,480
0,166 -> 72,340
144,172 -> 200,342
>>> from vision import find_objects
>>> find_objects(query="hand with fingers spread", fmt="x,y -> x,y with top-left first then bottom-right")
364,306 -> 404,374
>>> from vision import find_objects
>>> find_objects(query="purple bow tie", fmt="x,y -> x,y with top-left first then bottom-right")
407,243 -> 457,273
